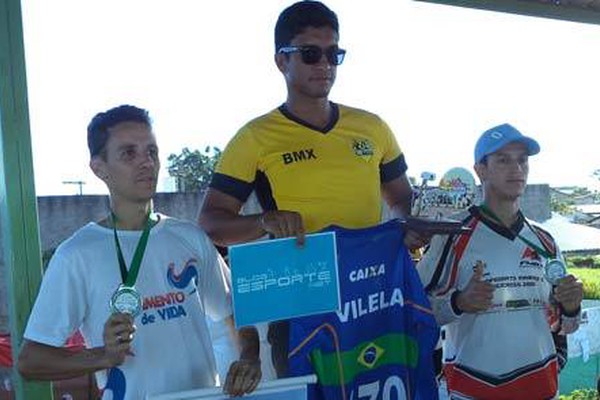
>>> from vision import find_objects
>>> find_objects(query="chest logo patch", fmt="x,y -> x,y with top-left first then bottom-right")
519,247 -> 543,269
167,258 -> 199,294
352,139 -> 374,160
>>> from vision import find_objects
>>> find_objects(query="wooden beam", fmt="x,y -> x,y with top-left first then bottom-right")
0,0 -> 53,398
414,0 -> 600,25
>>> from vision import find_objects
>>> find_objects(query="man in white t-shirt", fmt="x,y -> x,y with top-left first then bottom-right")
18,105 -> 261,399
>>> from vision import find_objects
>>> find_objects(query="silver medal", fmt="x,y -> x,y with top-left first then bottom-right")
110,285 -> 142,317
544,259 -> 567,286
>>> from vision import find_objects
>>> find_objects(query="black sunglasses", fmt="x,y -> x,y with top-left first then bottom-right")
278,45 -> 346,66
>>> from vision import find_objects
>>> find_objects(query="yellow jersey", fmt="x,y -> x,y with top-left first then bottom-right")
211,103 -> 407,233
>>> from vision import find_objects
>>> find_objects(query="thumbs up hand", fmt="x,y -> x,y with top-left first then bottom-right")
456,262 -> 495,314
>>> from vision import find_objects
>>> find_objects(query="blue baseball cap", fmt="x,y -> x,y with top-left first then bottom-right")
474,123 -> 540,164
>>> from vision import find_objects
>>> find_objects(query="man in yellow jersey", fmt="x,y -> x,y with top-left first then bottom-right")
199,1 -> 425,378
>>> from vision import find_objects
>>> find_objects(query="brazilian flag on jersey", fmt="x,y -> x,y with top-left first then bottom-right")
288,220 -> 439,400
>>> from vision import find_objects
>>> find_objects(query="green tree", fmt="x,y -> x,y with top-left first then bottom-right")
559,388 -> 598,400
167,146 -> 222,192
550,197 -> 574,216
572,186 -> 591,196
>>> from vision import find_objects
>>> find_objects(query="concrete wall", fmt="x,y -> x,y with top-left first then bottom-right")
520,184 -> 552,222
37,192 -> 204,251
36,185 -> 552,252
473,184 -> 551,222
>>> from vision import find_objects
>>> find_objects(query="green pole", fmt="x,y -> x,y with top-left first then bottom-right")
0,0 -> 53,398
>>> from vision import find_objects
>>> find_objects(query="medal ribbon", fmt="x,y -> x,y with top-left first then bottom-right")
478,205 -> 556,259
111,212 -> 154,286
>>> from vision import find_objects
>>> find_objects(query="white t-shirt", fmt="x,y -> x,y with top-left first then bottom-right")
24,215 -> 232,400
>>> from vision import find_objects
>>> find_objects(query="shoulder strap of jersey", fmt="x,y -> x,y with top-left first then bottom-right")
527,222 -> 557,257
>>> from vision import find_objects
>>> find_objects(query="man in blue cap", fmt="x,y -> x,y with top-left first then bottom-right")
418,123 -> 582,399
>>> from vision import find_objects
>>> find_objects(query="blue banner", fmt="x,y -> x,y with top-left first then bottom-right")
234,387 -> 306,400
229,232 -> 339,328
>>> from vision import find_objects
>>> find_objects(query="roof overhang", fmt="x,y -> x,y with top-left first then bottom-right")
414,0 -> 600,25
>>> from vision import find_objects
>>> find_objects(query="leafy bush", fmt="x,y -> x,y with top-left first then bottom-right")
568,255 -> 600,269
568,267 -> 600,299
583,279 -> 600,300
559,388 -> 598,400
566,255 -> 600,299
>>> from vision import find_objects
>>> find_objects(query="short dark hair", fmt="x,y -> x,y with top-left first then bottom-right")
87,105 -> 151,158
275,1 -> 339,51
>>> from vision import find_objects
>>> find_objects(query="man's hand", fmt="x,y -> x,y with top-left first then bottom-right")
456,264 -> 495,314
223,358 -> 262,397
260,210 -> 305,245
102,313 -> 136,367
554,274 -> 583,315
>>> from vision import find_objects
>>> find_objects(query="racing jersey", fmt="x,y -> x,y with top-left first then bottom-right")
417,206 -> 579,400
288,221 -> 440,400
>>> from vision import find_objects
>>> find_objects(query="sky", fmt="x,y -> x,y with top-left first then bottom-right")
20,0 -> 600,196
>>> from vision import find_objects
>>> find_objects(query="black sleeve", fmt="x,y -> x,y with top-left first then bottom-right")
379,154 -> 408,183
209,172 -> 254,203
553,331 -> 568,372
